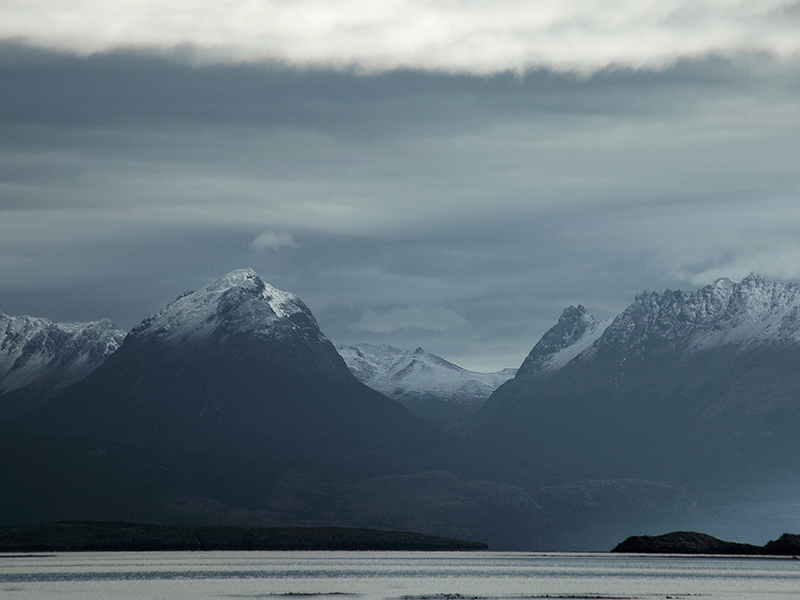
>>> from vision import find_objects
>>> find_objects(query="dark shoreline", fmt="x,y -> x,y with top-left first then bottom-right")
0,521 -> 488,552
611,531 -> 800,556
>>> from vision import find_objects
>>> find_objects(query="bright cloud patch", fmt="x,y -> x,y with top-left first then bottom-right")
3,0 -> 800,73
251,231 -> 297,252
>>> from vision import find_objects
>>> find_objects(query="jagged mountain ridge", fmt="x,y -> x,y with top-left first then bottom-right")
470,274 -> 800,487
0,312 -> 125,417
515,274 -> 800,383
337,343 -> 515,427
594,274 -> 800,356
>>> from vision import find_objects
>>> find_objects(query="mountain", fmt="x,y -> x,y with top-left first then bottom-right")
29,269 -> 441,460
0,312 -> 125,417
337,343 -> 516,427
469,274 -> 800,490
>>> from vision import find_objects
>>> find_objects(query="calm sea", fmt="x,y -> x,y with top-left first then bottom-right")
1,551 -> 799,599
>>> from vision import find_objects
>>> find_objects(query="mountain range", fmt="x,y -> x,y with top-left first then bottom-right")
2,270 -> 800,548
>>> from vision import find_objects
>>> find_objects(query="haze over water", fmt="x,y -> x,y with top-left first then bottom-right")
2,551 -> 799,599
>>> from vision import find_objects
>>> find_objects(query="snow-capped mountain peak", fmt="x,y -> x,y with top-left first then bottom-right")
129,268 -> 322,346
202,268 -> 303,318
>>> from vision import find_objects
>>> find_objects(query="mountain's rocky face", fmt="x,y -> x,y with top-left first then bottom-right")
338,343 -> 515,428
31,269 -> 438,460
470,274 -> 800,487
0,313 -> 125,417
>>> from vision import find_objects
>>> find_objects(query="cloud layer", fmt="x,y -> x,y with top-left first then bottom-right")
3,1 -> 800,73
1,42 -> 799,371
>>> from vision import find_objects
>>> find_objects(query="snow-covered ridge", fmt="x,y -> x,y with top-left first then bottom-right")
338,343 -> 516,407
0,311 -> 125,396
129,268 -> 323,345
600,274 -> 800,353
521,274 -> 800,379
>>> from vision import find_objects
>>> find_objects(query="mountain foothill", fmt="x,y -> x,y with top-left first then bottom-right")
2,269 -> 799,550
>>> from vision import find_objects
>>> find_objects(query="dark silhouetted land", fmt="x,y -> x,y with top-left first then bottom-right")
0,521 -> 488,552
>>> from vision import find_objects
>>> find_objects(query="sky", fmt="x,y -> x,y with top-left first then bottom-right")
1,1 -> 800,371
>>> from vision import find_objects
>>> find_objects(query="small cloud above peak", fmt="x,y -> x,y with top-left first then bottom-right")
250,231 -> 297,253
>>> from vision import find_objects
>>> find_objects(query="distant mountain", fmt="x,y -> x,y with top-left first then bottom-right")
0,312 -> 124,417
337,343 -> 515,427
469,274 -> 800,488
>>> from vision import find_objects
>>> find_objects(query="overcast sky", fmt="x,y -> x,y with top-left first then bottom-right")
2,2 -> 800,371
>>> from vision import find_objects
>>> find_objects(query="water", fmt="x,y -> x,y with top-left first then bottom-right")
1,551 -> 799,599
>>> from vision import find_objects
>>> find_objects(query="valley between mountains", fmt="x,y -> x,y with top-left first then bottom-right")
2,269 -> 799,550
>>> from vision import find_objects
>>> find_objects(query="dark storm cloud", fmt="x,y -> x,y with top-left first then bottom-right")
5,43 -> 793,133
1,44 -> 799,370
